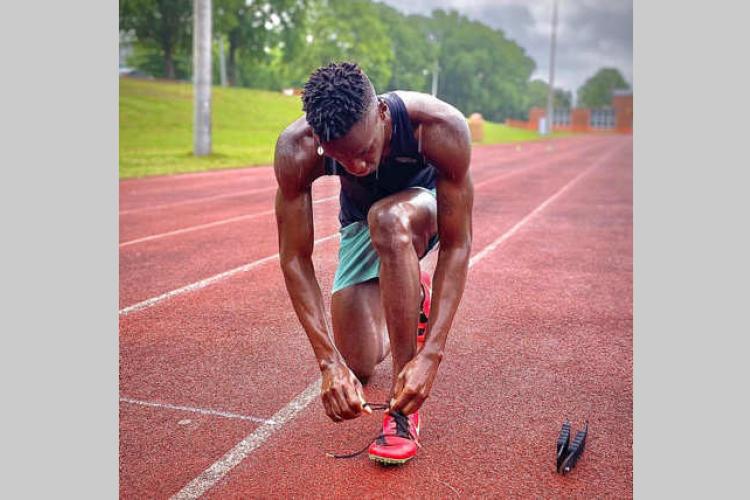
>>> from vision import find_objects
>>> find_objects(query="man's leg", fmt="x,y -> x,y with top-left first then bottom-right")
367,188 -> 438,392
331,280 -> 389,385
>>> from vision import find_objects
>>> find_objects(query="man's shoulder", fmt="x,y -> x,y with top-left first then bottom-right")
275,116 -> 323,192
394,93 -> 471,175
395,91 -> 467,134
276,115 -> 313,159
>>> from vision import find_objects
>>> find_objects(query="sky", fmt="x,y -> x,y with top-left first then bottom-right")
377,0 -> 633,101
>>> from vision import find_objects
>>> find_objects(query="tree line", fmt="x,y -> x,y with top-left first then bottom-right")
120,0 -> 630,121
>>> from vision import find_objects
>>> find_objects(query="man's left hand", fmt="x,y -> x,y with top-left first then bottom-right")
390,351 -> 442,415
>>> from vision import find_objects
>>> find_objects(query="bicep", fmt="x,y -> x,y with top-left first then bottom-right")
426,116 -> 473,248
273,133 -> 320,260
275,186 -> 315,261
436,171 -> 473,249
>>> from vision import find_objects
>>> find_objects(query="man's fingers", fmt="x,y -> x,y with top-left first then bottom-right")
352,381 -> 371,415
390,388 -> 410,413
344,384 -> 365,417
359,390 -> 372,415
400,396 -> 423,416
391,373 -> 406,409
324,393 -> 343,422
332,389 -> 356,420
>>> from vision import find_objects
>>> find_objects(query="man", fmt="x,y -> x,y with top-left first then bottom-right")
274,62 -> 473,464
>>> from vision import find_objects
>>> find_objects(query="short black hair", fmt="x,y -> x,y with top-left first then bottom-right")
302,62 -> 375,142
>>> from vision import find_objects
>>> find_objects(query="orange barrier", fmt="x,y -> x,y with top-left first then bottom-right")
467,113 -> 485,142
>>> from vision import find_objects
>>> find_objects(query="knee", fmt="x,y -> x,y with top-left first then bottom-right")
353,368 -> 374,385
368,205 -> 412,255
348,361 -> 375,385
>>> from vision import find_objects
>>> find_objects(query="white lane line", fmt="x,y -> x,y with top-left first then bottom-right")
168,147 -> 620,498
170,379 -> 321,500
120,139 -> 587,215
120,186 -> 277,215
120,397 -> 274,425
119,233 -> 340,316
471,141 -> 601,190
469,147 -> 619,268
120,143 -> 601,248
120,195 -> 339,247
119,142 -> 609,315
120,165 -> 272,187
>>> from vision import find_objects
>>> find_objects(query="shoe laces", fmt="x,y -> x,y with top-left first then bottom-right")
325,403 -> 420,459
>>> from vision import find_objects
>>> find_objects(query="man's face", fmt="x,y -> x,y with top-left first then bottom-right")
320,99 -> 387,177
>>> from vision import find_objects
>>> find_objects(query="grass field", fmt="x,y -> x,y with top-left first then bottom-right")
120,77 -> 559,178
120,78 -> 302,178
481,121 -> 545,143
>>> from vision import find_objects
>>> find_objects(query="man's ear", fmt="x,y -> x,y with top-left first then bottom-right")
378,97 -> 388,120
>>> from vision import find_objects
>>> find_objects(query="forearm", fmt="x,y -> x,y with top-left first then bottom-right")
420,243 -> 471,361
280,254 -> 343,370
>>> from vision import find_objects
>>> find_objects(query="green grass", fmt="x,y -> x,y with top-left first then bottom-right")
119,77 -> 303,178
120,77 -> 568,178
479,121 -> 568,145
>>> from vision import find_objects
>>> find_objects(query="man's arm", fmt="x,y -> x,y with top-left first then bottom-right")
421,114 -> 474,361
275,178 -> 338,368
391,111 -> 473,415
274,129 -> 369,421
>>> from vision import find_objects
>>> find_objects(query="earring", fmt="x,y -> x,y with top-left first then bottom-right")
317,145 -> 324,156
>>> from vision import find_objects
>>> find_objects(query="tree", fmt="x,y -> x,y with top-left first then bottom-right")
213,0 -> 308,86
283,0 -> 394,91
524,79 -> 572,111
120,0 -> 193,80
417,9 -> 535,121
577,68 -> 629,108
374,4 -> 433,92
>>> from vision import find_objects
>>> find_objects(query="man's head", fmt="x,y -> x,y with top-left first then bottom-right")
302,62 -> 389,177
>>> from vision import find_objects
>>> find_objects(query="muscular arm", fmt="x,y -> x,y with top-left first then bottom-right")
274,130 -> 343,370
274,125 -> 368,421
389,106 -> 473,415
421,113 -> 474,362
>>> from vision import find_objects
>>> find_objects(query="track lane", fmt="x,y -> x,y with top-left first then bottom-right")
119,137 -> 613,309
201,137 -> 632,498
119,136 -> 630,497
119,137 -> 594,241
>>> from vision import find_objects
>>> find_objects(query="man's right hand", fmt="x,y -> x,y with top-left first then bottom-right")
320,361 -> 372,422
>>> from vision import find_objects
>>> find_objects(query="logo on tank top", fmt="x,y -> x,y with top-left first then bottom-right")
395,156 -> 418,164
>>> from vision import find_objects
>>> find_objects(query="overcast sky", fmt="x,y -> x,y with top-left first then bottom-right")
377,0 -> 633,99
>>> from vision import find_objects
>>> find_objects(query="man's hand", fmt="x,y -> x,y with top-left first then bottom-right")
390,351 -> 442,415
320,361 -> 371,422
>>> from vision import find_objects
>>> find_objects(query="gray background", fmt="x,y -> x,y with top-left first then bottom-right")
2,1 -> 749,496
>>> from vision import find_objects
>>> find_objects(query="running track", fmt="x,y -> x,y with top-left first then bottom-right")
120,135 -> 632,498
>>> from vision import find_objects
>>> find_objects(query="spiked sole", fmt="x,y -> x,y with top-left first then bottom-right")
368,453 -> 414,465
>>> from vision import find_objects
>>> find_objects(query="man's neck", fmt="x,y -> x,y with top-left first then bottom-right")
381,109 -> 393,161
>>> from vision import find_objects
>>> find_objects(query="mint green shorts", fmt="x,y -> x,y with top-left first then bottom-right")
332,188 -> 438,294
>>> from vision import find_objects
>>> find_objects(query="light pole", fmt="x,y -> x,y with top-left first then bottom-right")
218,35 -> 228,87
431,59 -> 439,97
193,0 -> 212,156
545,0 -> 559,135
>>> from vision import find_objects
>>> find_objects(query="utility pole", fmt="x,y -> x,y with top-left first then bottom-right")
431,59 -> 439,97
218,35 -> 228,87
193,0 -> 212,156
544,0 -> 559,135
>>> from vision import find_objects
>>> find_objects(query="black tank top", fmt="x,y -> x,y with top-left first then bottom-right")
323,92 -> 437,227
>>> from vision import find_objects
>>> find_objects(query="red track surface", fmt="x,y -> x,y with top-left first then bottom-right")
120,135 -> 632,498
